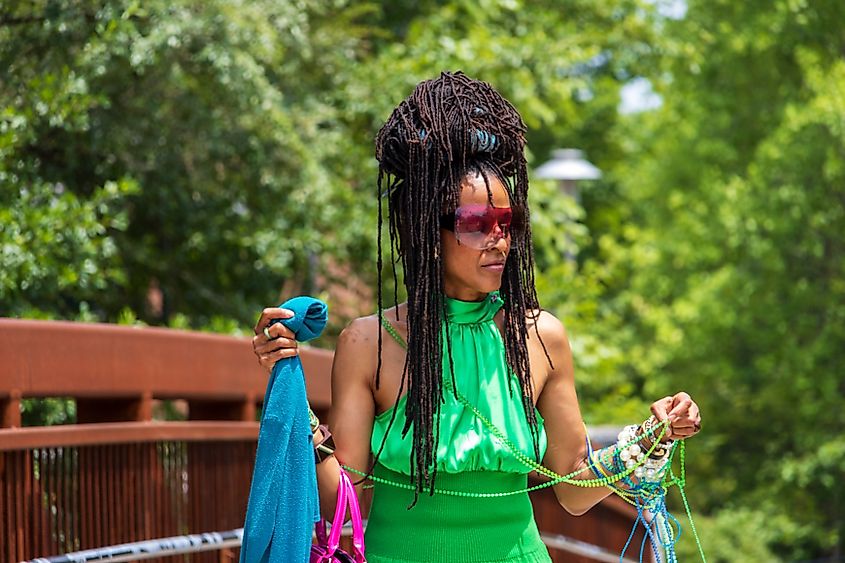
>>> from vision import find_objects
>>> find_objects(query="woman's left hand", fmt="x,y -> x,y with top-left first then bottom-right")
649,391 -> 701,440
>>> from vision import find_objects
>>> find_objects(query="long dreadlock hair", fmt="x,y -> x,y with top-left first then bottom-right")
373,71 -> 548,501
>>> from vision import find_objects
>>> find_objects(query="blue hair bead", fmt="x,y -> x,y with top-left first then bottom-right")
471,129 -> 497,153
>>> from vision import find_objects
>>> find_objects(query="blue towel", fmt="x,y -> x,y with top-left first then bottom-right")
240,296 -> 328,563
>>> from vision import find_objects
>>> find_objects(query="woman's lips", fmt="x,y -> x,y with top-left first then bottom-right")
481,263 -> 505,272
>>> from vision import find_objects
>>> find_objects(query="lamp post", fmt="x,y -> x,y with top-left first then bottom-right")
534,148 -> 602,203
534,148 -> 602,262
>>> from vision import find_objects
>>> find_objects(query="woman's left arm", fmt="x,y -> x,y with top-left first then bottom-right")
533,312 -> 701,516
533,312 -> 611,515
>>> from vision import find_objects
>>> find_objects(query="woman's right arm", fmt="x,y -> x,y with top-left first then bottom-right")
253,310 -> 377,516
316,317 -> 377,517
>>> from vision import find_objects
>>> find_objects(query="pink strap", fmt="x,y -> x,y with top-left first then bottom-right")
343,471 -> 366,561
324,468 -> 349,553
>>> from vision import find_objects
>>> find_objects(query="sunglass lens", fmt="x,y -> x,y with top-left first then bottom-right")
453,205 -> 513,249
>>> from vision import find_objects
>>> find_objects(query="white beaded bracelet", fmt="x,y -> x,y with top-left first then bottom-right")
616,424 -> 671,482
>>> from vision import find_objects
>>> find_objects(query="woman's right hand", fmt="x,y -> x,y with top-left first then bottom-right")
252,307 -> 298,373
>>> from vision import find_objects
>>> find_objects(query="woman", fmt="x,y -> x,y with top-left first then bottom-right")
252,72 -> 701,562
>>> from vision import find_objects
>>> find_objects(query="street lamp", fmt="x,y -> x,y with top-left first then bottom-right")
534,148 -> 602,262
534,148 -> 602,202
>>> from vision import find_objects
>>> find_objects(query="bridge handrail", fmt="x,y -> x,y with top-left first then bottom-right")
0,317 -> 332,427
0,421 -> 259,451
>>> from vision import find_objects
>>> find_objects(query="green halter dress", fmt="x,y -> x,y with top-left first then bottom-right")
365,292 -> 552,563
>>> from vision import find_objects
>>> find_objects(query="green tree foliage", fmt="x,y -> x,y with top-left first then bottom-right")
586,1 -> 845,559
1,0 -> 378,325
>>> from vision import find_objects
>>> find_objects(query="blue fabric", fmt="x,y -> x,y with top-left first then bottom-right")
240,296 -> 328,563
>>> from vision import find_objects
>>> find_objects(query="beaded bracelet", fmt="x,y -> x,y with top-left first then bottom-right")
308,405 -> 320,433
617,424 -> 671,481
638,415 -> 673,459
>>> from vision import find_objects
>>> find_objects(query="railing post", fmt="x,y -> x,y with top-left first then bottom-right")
1,389 -> 22,428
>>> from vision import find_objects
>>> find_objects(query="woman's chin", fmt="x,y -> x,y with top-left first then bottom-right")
476,278 -> 503,294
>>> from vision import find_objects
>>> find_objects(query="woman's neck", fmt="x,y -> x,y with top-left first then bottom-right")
443,286 -> 488,302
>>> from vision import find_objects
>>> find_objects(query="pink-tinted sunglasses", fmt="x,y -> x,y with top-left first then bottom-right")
440,204 -> 524,250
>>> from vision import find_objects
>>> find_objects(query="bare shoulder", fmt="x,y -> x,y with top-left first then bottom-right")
334,306 -> 406,387
524,308 -> 573,388
525,308 -> 569,350
337,313 -> 380,350
333,314 -> 381,389
338,303 -> 405,348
